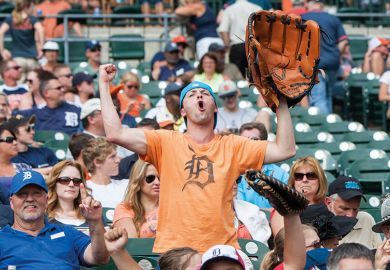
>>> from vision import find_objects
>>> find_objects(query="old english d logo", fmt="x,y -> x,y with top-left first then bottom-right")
182,145 -> 215,191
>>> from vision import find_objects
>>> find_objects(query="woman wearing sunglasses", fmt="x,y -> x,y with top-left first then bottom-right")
271,156 -> 328,236
113,159 -> 159,238
46,160 -> 90,232
0,124 -> 31,190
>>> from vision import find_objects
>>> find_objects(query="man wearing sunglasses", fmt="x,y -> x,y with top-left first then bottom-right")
0,59 -> 29,111
5,114 -> 57,175
325,176 -> 382,249
0,170 -> 110,268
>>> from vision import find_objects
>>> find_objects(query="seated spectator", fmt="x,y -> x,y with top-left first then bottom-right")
46,160 -> 90,233
35,0 -> 83,39
0,0 -> 43,76
114,72 -> 151,117
64,72 -> 95,107
151,42 -> 194,83
327,243 -> 375,270
325,176 -> 382,249
208,43 -> 243,81
372,195 -> 390,270
175,0 -> 223,59
41,41 -> 60,73
379,69 -> 390,119
236,122 -> 289,209
6,115 -> 57,175
0,170 -> 110,267
54,64 -> 74,94
193,52 -> 226,93
82,138 -> 129,208
17,74 -> 81,135
151,35 -> 190,73
0,124 -> 31,190
0,59 -> 29,111
81,98 -> 105,137
68,133 -> 94,180
113,160 -> 159,238
145,82 -> 186,132
19,69 -> 47,110
141,0 -> 164,24
271,156 -> 328,235
363,37 -> 390,76
215,81 -> 269,133
0,93 -> 11,124
300,203 -> 358,249
111,95 -> 137,129
74,40 -> 101,92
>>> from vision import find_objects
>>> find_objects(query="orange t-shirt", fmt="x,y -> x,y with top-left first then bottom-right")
117,91 -> 148,117
140,130 -> 267,253
35,0 -> 70,39
113,203 -> 158,238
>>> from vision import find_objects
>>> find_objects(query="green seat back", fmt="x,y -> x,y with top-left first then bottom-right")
110,34 -> 145,61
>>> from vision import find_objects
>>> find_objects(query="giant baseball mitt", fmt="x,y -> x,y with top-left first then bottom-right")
245,10 -> 320,111
245,169 -> 309,216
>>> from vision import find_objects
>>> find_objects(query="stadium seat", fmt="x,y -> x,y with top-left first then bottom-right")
58,40 -> 88,63
362,79 -> 388,130
137,61 -> 152,76
365,140 -> 390,154
360,195 -> 382,222
44,140 -> 69,161
299,114 -> 327,129
34,130 -> 70,144
110,34 -> 145,62
238,239 -> 269,270
348,36 -> 368,64
102,208 -> 115,227
57,8 -> 87,25
315,141 -> 356,159
140,81 -> 164,100
290,106 -> 310,118
320,121 -> 364,141
338,149 -> 389,176
295,131 -> 335,146
325,171 -> 336,185
111,5 -> 143,26
341,130 -> 374,146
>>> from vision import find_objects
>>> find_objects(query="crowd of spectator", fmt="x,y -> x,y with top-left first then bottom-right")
0,0 -> 389,269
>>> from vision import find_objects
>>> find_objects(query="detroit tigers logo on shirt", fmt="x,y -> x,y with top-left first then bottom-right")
22,171 -> 32,181
65,112 -> 79,127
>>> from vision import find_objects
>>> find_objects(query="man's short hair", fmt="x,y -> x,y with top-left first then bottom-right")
53,64 -> 71,77
68,133 -> 94,160
327,243 -> 374,270
136,118 -> 160,130
239,122 -> 268,140
39,74 -> 58,96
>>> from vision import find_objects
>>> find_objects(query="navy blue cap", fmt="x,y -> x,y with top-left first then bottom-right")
164,42 -> 179,53
86,40 -> 101,50
328,176 -> 366,201
10,170 -> 48,196
164,83 -> 182,96
72,72 -> 96,87
208,43 -> 225,52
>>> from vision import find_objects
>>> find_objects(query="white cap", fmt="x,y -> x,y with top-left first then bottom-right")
218,80 -> 238,98
81,98 -> 101,119
201,245 -> 245,270
368,37 -> 390,50
43,41 -> 60,51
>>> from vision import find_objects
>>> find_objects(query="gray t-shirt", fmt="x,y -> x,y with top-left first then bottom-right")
216,107 -> 258,133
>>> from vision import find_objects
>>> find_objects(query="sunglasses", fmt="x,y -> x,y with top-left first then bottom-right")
25,124 -> 35,132
221,94 -> 236,100
9,65 -> 21,71
126,84 -> 139,89
57,176 -> 83,186
294,172 -> 317,181
25,79 -> 34,84
0,136 -> 15,143
60,73 -> 73,78
145,175 -> 159,184
90,48 -> 101,52
306,240 -> 322,249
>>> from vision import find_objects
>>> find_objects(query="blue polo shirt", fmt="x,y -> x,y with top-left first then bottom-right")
12,146 -> 58,168
0,223 -> 91,269
237,164 -> 289,208
158,59 -> 193,81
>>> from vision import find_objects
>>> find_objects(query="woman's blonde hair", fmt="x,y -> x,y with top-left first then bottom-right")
82,137 -> 117,174
46,160 -> 87,221
122,159 -> 157,235
288,156 -> 328,203
120,72 -> 140,85
12,0 -> 33,26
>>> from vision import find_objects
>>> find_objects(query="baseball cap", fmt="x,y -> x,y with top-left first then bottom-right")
201,245 -> 245,270
328,176 -> 366,201
156,112 -> 175,128
4,114 -> 35,133
304,248 -> 331,270
218,80 -> 238,98
81,98 -> 101,120
10,170 -> 48,196
368,37 -> 390,50
372,196 -> 390,233
164,82 -> 182,96
172,35 -> 188,45
86,40 -> 101,50
72,72 -> 95,87
164,42 -> 179,53
42,40 -> 59,51
208,43 -> 225,52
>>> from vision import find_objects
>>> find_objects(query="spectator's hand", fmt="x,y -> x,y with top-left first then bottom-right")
79,183 -> 102,223
100,64 -> 117,83
375,239 -> 390,270
124,100 -> 136,114
1,49 -> 11,60
37,50 -> 43,59
104,227 -> 128,254
153,60 -> 167,70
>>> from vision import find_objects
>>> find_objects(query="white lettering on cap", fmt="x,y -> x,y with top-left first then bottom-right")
22,171 -> 32,181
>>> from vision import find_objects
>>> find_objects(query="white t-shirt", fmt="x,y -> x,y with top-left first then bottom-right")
86,179 -> 129,208
216,107 -> 258,133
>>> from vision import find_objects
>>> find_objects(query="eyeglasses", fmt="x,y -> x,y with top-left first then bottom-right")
126,84 -> 139,90
48,85 -> 64,91
90,48 -> 101,52
56,176 -> 83,186
249,137 -> 261,141
294,172 -> 318,181
145,175 -> 159,184
25,124 -> 35,133
25,79 -> 34,84
0,136 -> 15,143
306,241 -> 322,249
59,73 -> 73,78
221,94 -> 236,100
8,65 -> 21,71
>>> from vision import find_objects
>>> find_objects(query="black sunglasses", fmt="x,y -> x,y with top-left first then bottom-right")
57,176 -> 83,186
90,48 -> 101,52
25,124 -> 35,133
221,93 -> 236,100
145,175 -> 159,184
294,172 -> 317,181
306,240 -> 322,249
0,136 -> 15,143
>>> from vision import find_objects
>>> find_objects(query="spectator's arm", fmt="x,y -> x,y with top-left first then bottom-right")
362,49 -> 374,73
99,64 -> 147,155
113,217 -> 138,238
0,23 -> 11,60
264,98 -> 296,164
379,83 -> 390,102
220,32 -> 230,48
270,210 -> 284,236
34,22 -> 44,59
337,39 -> 348,53
175,3 -> 201,16
283,214 -> 306,270
104,228 -> 143,270
18,92 -> 33,110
